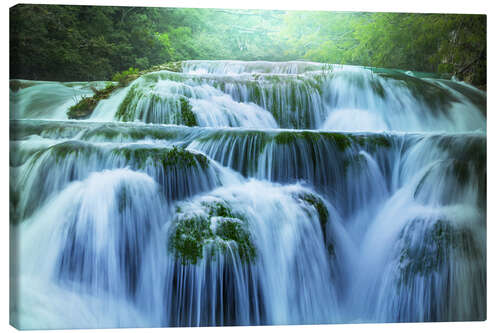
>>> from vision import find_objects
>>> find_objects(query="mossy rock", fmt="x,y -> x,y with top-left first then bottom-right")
112,146 -> 209,170
10,80 -> 36,92
169,200 -> 256,265
67,84 -> 118,119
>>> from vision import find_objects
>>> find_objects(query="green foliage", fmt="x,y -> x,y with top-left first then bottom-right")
10,5 -> 172,81
10,5 -> 486,86
112,67 -> 140,86
281,12 -> 486,86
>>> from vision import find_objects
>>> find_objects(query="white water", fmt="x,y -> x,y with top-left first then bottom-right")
10,60 -> 486,329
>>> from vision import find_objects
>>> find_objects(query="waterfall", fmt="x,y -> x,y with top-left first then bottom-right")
10,60 -> 486,329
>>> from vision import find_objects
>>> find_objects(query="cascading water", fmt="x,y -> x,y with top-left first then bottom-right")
10,60 -> 486,329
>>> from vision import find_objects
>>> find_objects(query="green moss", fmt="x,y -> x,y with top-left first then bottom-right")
49,141 -> 95,162
273,131 -> 356,153
10,80 -> 36,92
169,216 -> 214,265
323,133 -> 352,152
274,131 -> 322,145
275,132 -> 297,145
67,84 -> 117,119
294,191 -> 335,257
164,146 -> 208,169
113,146 -> 208,170
86,125 -> 180,141
215,218 -> 256,262
352,134 -> 392,151
179,96 -> 197,127
169,199 -> 256,265
297,192 -> 329,231
116,86 -> 138,121
301,131 -> 322,142
112,62 -> 182,88
203,201 -> 236,218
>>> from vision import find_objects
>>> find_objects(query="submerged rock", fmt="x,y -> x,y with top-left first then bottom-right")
115,83 -> 198,126
293,190 -> 335,257
396,218 -> 480,286
10,79 -> 36,92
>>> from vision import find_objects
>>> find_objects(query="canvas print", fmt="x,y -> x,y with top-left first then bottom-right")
9,4 -> 486,329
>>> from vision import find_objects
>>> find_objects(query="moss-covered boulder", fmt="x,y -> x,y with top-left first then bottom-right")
67,84 -> 117,119
169,200 -> 256,265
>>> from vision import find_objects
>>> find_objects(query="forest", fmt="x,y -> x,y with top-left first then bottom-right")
10,5 -> 486,87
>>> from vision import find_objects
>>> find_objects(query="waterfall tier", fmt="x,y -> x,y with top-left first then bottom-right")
10,60 -> 486,329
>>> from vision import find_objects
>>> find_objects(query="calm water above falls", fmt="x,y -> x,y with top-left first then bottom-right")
10,61 -> 486,329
